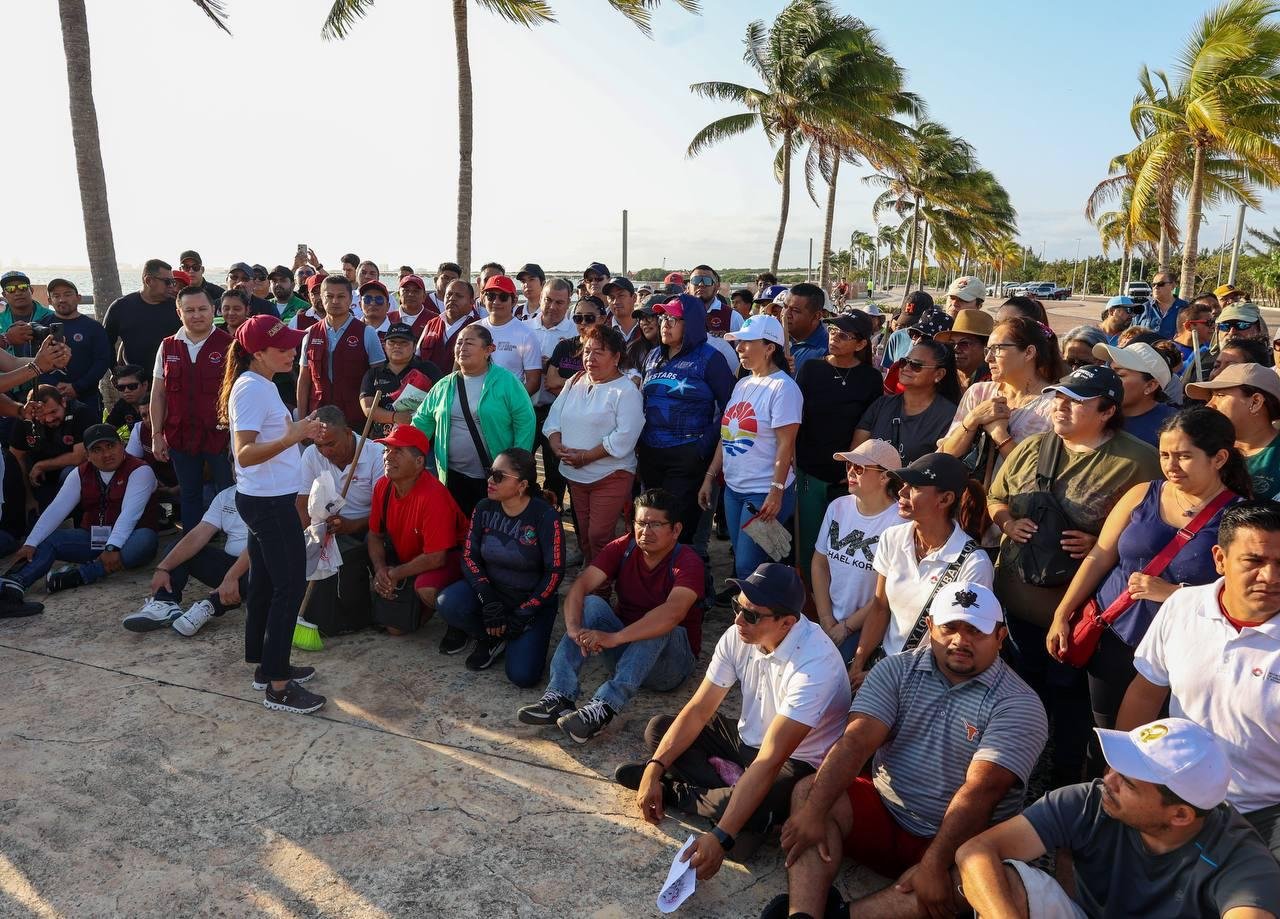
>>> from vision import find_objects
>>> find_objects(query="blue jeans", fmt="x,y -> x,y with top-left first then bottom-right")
236,492 -> 305,682
15,526 -> 158,588
724,483 -> 796,580
437,582 -> 557,688
170,448 -> 234,533
837,628 -> 860,666
547,595 -> 696,712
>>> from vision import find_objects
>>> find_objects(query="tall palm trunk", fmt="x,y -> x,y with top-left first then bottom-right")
900,197 -> 920,306
819,156 -> 839,288
1158,227 -> 1170,270
1179,144 -> 1207,297
1119,244 -> 1131,296
452,0 -> 473,277
916,223 -> 930,291
57,0 -> 120,321
770,130 -> 793,275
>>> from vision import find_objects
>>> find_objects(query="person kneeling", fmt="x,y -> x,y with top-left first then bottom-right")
518,488 -> 706,744
9,424 -> 158,595
123,484 -> 249,636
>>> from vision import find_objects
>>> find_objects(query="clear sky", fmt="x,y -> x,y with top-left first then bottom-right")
5,0 -> 1272,274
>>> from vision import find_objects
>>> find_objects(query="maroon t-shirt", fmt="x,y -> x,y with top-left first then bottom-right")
591,535 -> 706,656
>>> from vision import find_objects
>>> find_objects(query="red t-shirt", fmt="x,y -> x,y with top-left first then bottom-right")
591,535 -> 706,656
369,473 -> 468,562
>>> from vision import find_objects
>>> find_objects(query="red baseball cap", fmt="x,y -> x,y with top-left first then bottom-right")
663,272 -> 685,286
399,274 -> 426,290
482,275 -> 517,296
653,298 -> 685,319
171,269 -> 193,287
359,280 -> 389,297
375,423 -> 431,453
304,272 -> 329,291
235,314 -> 307,354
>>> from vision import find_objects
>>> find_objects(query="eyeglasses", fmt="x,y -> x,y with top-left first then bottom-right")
482,291 -> 513,302
903,358 -> 940,371
659,315 -> 683,325
730,597 -> 791,625
485,468 -> 515,484
828,329 -> 855,342
149,277 -> 181,288
983,342 -> 1021,356
361,295 -> 388,306
634,518 -> 672,531
116,382 -> 142,392
1218,320 -> 1255,332
572,313 -> 598,324
690,275 -> 716,287
2,283 -> 29,293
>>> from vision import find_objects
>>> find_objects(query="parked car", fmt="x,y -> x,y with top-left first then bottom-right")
1126,281 -> 1152,303
1025,282 -> 1062,300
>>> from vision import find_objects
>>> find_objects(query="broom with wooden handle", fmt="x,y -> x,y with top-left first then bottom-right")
292,391 -> 383,651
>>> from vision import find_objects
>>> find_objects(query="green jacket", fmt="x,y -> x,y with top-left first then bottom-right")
412,364 -> 536,483
0,303 -> 54,336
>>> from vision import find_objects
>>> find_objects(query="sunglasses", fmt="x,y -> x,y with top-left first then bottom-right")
690,275 -> 716,287
483,291 -> 513,301
903,358 -> 940,372
2,283 -> 29,293
362,295 -> 388,306
180,262 -> 201,271
572,313 -> 598,324
1154,280 -> 1173,287
846,462 -> 882,476
1218,320 -> 1255,332
584,275 -> 605,284
486,467 -> 516,484
828,329 -> 855,342
116,382 -> 142,392
730,597 -> 791,625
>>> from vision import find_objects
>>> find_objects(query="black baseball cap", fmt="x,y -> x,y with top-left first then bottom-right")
1043,364 -> 1124,404
892,452 -> 968,499
383,321 -> 416,342
179,249 -> 202,264
227,262 -> 254,276
726,563 -> 806,617
515,263 -> 545,282
602,276 -> 635,296
46,277 -> 79,294
583,262 -> 610,279
824,311 -> 872,339
83,423 -> 122,450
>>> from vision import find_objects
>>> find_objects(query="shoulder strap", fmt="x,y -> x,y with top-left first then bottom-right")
1035,433 -> 1062,490
902,539 -> 978,653
455,374 -> 492,470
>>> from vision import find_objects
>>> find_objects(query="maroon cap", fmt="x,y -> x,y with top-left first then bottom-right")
482,275 -> 518,296
235,314 -> 307,354
398,274 -> 426,291
663,272 -> 685,286
359,280 -> 389,297
375,424 -> 431,453
304,272 -> 329,292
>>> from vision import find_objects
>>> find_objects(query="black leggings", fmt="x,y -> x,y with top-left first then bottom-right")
236,492 -> 305,683
447,472 -> 488,519
637,441 -> 706,545
1007,614 -> 1093,788
1085,628 -> 1137,775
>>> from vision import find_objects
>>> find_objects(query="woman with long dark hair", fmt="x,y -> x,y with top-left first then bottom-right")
853,337 -> 962,464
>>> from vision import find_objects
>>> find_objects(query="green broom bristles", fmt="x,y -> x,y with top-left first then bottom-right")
292,616 -> 323,652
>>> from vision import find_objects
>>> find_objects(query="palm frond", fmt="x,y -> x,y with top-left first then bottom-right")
190,0 -> 232,34
322,0 -> 375,40
473,0 -> 556,28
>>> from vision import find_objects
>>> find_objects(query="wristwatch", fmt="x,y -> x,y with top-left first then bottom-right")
710,826 -> 735,852
104,544 -> 119,553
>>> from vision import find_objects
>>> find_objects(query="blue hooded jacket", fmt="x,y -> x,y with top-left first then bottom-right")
641,294 -> 735,455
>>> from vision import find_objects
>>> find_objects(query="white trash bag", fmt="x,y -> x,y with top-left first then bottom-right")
303,470 -> 346,581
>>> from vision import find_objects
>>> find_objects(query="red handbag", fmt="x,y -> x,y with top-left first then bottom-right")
1063,488 -> 1235,668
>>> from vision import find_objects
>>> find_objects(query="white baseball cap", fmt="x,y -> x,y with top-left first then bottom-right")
862,303 -> 883,317
833,438 -> 902,470
1095,718 -> 1231,810
1092,342 -> 1172,387
726,314 -> 785,346
929,581 -> 1004,634
947,275 -> 986,302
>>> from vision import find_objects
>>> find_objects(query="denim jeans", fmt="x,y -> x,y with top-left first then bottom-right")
546,595 -> 696,712
15,526 -> 158,588
437,582 -> 557,688
723,483 -> 796,580
169,448 -> 234,533
236,492 -> 305,683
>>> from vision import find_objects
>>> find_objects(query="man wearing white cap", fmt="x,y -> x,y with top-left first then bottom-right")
775,583 -> 1047,919
1093,341 -> 1177,447
957,717 -> 1280,918
945,275 -> 986,317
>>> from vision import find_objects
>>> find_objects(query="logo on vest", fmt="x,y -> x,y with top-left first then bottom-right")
208,351 -> 223,364
346,336 -> 360,347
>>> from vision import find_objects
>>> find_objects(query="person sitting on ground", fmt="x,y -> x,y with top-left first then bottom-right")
1117,500 -> 1280,859
366,424 -> 468,641
104,364 -> 149,428
1093,341 -> 1178,448
773,582 -> 1047,919
6,423 -> 157,597
518,488 -> 705,744
358,321 -> 442,440
9,383 -> 91,511
1192,362 -> 1280,499
436,448 -> 565,682
956,718 -> 1280,918
122,484 -> 249,636
616,563 -> 851,879
1061,324 -> 1107,372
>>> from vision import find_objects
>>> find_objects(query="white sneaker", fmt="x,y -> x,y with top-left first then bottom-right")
173,599 -> 216,636
123,599 -> 183,633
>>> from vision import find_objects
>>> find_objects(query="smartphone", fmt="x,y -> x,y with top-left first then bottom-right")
49,321 -> 64,343
297,243 -> 308,260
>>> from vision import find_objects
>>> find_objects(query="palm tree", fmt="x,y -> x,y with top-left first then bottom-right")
986,237 -> 1022,297
1247,224 -> 1280,254
876,224 -> 898,288
1127,0 -> 1280,296
324,0 -> 699,277
57,0 -> 229,318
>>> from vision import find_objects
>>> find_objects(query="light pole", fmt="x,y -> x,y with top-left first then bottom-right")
1218,217 -> 1230,285
1070,238 -> 1081,292
1228,204 -> 1247,285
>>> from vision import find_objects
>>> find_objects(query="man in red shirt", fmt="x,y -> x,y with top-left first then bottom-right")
517,488 -> 706,743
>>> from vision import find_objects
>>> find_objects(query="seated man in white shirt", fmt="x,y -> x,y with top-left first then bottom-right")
294,405 -> 385,635
122,485 -> 249,636
615,563 -> 851,879
6,424 -> 158,596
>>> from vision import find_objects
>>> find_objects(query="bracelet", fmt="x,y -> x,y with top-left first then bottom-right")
704,472 -> 716,480
995,437 -> 1013,451
960,419 -> 974,433
769,481 -> 784,490
645,758 -> 666,771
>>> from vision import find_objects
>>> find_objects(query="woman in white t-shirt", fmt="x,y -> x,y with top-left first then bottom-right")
812,440 -> 904,664
219,315 -> 324,716
698,314 -> 802,579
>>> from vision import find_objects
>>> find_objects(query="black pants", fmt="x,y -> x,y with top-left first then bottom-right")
534,403 -> 566,506
637,441 -> 706,545
306,535 -> 372,636
154,543 -> 245,611
236,492 -> 304,683
1245,802 -> 1280,861
1007,614 -> 1093,788
448,472 -> 488,519
1086,630 -> 1136,728
644,712 -> 814,832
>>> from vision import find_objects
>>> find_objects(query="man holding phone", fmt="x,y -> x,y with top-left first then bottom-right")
40,278 -> 110,418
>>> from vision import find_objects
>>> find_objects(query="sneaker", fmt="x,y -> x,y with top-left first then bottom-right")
613,761 -> 650,790
252,664 -> 316,691
122,598 -> 183,633
613,762 -> 699,809
46,567 -> 84,594
263,680 -> 326,715
172,599 -> 216,637
465,636 -> 507,671
438,625 -> 470,655
557,698 -> 616,744
0,576 -> 25,605
517,690 -> 575,725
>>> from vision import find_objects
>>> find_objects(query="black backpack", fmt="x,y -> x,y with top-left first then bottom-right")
1003,434 -> 1078,588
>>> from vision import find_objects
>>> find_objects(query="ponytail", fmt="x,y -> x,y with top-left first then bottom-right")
217,339 -> 254,425
956,478 -> 992,541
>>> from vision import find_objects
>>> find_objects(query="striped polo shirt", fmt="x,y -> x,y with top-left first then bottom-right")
851,645 -> 1048,837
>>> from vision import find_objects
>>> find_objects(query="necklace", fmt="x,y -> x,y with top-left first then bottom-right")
831,364 -> 855,387
913,526 -> 945,560
1172,484 -> 1223,518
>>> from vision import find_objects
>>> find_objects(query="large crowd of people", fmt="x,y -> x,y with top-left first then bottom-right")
2,256 -> 1279,917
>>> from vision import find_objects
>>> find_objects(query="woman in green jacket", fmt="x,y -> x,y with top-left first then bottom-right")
412,324 -> 536,515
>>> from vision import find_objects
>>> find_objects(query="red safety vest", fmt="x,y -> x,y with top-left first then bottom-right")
294,309 -> 322,331
78,454 -> 158,532
417,313 -> 478,370
400,305 -> 436,341
160,328 -> 232,455
306,316 -> 371,427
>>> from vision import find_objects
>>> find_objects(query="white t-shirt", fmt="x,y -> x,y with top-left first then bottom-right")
705,614 -> 851,768
152,327 -> 217,379
481,317 -> 541,384
298,440 -> 385,520
542,374 -> 644,484
872,520 -> 994,655
202,486 -> 249,557
815,497 -> 904,621
720,370 -> 803,493
1134,579 -> 1280,813
229,371 -> 303,497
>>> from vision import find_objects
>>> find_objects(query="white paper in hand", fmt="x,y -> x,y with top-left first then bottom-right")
657,835 -> 697,913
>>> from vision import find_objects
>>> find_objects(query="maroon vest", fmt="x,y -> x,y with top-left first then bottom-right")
306,317 -> 371,427
400,305 -> 436,341
161,328 -> 231,455
294,309 -> 322,331
704,299 -> 732,336
417,313 -> 478,370
78,454 -> 158,533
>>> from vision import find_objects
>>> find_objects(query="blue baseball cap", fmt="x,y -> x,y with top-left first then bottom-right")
726,563 -> 806,617
756,283 -> 789,303
583,262 -> 610,280
1,270 -> 31,285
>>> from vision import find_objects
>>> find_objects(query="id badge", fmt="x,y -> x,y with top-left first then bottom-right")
90,526 -> 111,551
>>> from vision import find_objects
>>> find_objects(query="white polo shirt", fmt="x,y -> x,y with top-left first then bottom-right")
705,614 -> 851,768
298,440 -> 385,520
1134,579 -> 1280,813
872,520 -> 994,655
229,370 -> 302,497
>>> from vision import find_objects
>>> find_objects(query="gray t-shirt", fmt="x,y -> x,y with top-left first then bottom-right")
856,393 -> 958,464
448,371 -> 489,478
1024,781 -> 1280,918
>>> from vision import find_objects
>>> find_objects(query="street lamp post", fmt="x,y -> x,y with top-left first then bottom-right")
1070,238 -> 1081,291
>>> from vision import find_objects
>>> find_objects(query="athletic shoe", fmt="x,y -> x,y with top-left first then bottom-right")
263,680 -> 326,715
613,761 -> 650,790
0,576 -> 25,605
252,664 -> 316,691
172,599 -> 216,636
613,762 -> 699,809
764,886 -> 844,919
465,636 -> 507,671
557,698 -> 616,744
46,567 -> 84,594
516,690 -> 575,725
438,625 -> 470,655
123,598 -> 183,632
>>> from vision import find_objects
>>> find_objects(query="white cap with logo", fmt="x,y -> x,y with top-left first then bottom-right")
929,581 -> 1004,634
725,314 -> 785,345
1095,718 -> 1231,810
